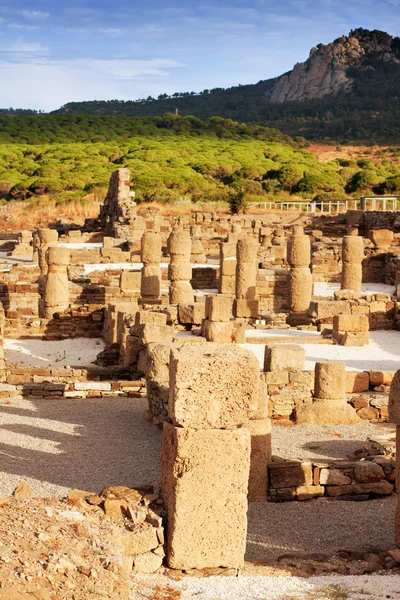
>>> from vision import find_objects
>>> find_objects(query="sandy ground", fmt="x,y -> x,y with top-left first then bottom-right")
131,572 -> 400,599
4,337 -> 105,367
0,396 -> 395,568
313,281 -> 396,297
272,422 -> 395,460
243,329 -> 400,372
82,262 -> 218,276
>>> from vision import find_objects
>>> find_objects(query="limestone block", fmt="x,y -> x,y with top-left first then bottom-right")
146,342 -> 172,382
169,343 -> 259,429
168,262 -> 192,282
333,313 -> 369,333
388,370 -> 400,424
120,271 -> 141,293
161,423 -> 250,569
134,311 -> 167,326
314,361 -> 346,400
248,418 -> 271,502
295,400 -> 360,424
168,229 -> 191,256
141,232 -> 161,265
220,258 -> 237,277
368,229 -> 394,249
234,299 -> 259,318
307,300 -> 351,320
236,263 -> 257,299
251,376 -> 269,420
219,275 -> 236,295
269,463 -> 312,488
220,241 -> 236,260
237,238 -> 258,263
139,324 -> 175,346
354,462 -> 385,483
342,236 -> 364,264
287,235 -> 310,268
124,335 -> 141,366
289,267 -> 312,313
39,228 -> 58,245
205,294 -> 233,322
141,266 -> 161,297
342,263 -> 362,294
264,344 -> 305,373
336,331 -> 370,346
203,320 -> 234,344
292,225 -> 304,235
319,469 -> 351,485
178,303 -> 205,325
370,371 -> 394,386
169,282 -> 194,305
103,236 -> 114,249
346,371 -> 370,393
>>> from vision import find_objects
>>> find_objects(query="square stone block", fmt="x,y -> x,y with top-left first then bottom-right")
203,320 -> 234,343
333,313 -> 369,333
161,423 -> 250,569
178,303 -> 205,325
205,294 -> 233,322
169,343 -> 259,429
264,344 -> 305,373
120,270 -> 141,293
234,299 -> 259,318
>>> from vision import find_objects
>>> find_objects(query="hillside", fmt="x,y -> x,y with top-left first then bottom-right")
1,115 -> 400,208
45,28 -> 400,143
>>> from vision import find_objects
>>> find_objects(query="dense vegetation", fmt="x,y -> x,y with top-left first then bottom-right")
0,115 -> 400,207
49,52 -> 400,144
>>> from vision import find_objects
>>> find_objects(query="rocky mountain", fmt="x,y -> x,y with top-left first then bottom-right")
265,29 -> 400,103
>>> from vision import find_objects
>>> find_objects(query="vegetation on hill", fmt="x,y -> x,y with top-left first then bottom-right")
0,115 -> 399,208
50,53 -> 400,144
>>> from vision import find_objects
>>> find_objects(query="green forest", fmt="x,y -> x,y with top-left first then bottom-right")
0,114 -> 399,208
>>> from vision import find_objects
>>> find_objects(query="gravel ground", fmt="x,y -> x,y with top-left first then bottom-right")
0,396 -> 162,497
272,422 -> 395,460
0,396 -> 395,569
4,337 -> 105,368
243,329 -> 400,372
131,572 -> 400,599
314,281 -> 396,297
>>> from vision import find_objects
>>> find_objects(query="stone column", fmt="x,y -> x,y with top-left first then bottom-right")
219,241 -> 236,294
140,232 -> 162,304
168,228 -> 194,305
288,229 -> 312,313
38,229 -> 59,318
341,235 -> 364,295
388,371 -> 400,546
44,247 -> 70,319
234,238 -> 259,318
161,343 -> 259,570
203,294 -> 234,343
296,361 -> 359,424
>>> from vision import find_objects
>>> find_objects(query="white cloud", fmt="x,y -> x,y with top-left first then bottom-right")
21,10 -> 50,20
0,56 -> 185,111
6,39 -> 49,54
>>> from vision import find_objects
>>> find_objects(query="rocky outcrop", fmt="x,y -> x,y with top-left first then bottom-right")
265,28 -> 400,103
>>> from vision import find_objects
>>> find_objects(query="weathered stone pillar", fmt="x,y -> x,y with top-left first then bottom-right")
161,343 -> 259,569
219,241 -> 236,294
388,371 -> 400,546
248,376 -> 271,502
38,228 -> 59,286
341,235 -> 364,295
288,229 -> 312,313
234,238 -> 259,318
44,247 -> 70,319
140,232 -> 162,304
168,228 -> 194,305
190,238 -> 206,263
203,294 -> 234,343
296,361 -> 359,424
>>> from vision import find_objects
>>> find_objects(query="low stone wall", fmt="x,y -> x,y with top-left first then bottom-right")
266,369 -> 393,421
269,456 -> 394,501
4,307 -> 105,339
308,293 -> 396,330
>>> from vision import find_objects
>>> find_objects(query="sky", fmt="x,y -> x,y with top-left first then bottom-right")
0,0 -> 400,111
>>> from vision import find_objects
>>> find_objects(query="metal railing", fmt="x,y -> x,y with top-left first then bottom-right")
251,197 -> 400,214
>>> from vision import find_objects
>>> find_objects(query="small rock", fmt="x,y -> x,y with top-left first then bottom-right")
133,552 -> 163,573
13,482 -> 33,500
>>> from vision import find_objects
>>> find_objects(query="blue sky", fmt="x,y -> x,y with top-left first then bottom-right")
0,0 -> 400,111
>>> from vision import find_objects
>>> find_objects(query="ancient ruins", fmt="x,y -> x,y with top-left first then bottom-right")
1,166 -> 400,578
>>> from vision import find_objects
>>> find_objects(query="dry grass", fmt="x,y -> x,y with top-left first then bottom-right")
308,143 -> 400,166
0,197 -> 101,232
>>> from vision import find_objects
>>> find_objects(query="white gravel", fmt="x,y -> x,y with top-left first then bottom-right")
272,422 -> 395,460
82,262 -> 217,275
0,396 -> 161,497
314,281 -> 396,297
4,337 -> 104,368
131,572 -> 400,599
243,330 -> 400,372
